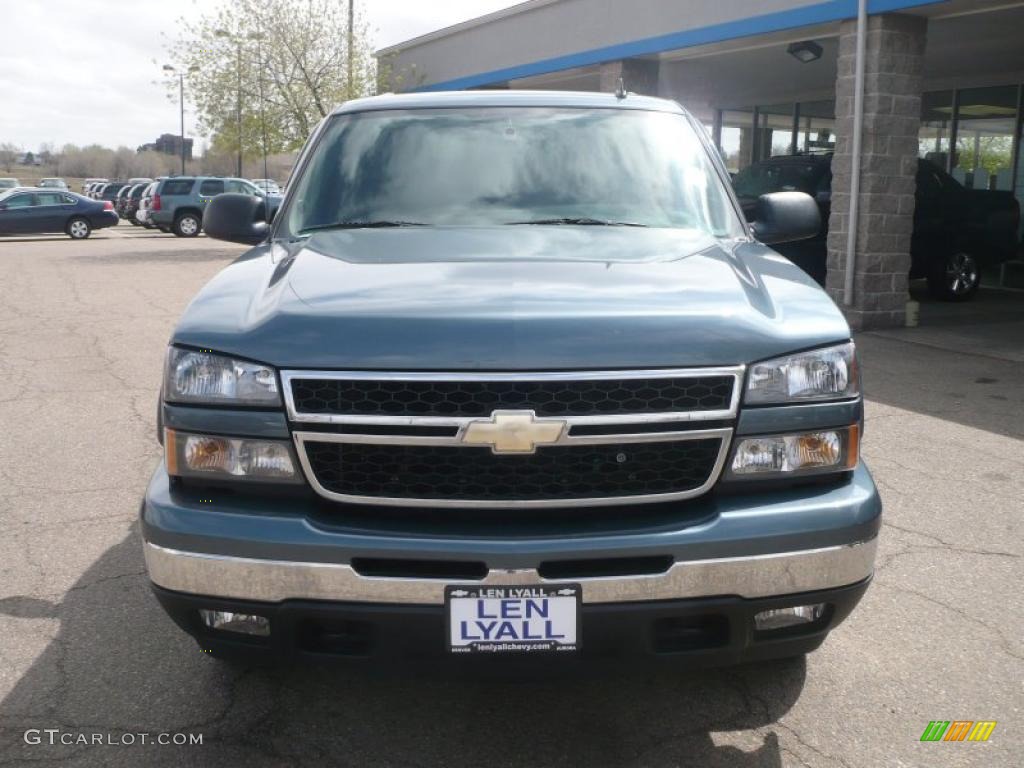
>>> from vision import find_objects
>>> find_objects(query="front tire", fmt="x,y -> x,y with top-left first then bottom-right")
67,217 -> 91,240
928,251 -> 980,301
173,212 -> 201,237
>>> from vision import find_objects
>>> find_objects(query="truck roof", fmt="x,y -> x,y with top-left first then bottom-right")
331,90 -> 687,116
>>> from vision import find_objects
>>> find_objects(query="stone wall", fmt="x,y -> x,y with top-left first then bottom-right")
598,59 -> 661,96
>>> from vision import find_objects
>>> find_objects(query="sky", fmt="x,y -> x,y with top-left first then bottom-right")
0,0 -> 520,152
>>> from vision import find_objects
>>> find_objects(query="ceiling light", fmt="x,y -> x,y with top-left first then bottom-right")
787,41 -> 824,64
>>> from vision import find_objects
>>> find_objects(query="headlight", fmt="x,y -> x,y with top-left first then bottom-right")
165,429 -> 302,483
745,343 -> 858,404
726,425 -> 859,479
164,347 -> 280,405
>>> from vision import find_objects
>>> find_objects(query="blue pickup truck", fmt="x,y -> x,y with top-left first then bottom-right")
142,91 -> 879,665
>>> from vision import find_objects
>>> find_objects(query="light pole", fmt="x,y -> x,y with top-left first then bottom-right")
248,26 -> 269,182
347,0 -> 354,97
215,29 -> 244,177
163,64 -> 198,175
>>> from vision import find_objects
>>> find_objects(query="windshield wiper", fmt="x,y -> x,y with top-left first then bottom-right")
506,217 -> 648,227
300,220 -> 426,233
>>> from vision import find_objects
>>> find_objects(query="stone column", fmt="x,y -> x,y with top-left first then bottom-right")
826,13 -> 927,330
598,59 -> 660,96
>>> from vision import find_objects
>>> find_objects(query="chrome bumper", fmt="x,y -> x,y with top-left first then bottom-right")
143,537 -> 877,605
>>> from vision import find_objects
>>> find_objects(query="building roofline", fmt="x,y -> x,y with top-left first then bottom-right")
378,0 -> 946,91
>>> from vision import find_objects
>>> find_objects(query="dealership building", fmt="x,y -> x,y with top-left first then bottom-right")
377,0 -> 1024,329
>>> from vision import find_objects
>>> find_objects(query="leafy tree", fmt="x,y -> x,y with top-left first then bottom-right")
165,0 -> 375,156
953,134 -> 1014,189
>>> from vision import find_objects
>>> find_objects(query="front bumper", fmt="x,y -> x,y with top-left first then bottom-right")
142,461 -> 880,660
144,537 -> 876,605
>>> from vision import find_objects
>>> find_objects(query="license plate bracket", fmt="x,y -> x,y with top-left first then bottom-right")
445,584 -> 581,654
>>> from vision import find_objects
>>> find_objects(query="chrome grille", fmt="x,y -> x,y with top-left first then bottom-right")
284,368 -> 742,509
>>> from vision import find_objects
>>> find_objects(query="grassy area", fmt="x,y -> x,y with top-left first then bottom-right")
1,165 -> 89,192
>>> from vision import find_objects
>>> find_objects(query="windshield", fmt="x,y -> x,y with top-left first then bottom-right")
283,107 -> 742,238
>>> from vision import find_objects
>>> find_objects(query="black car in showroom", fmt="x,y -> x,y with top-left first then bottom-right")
0,189 -> 119,239
732,155 -> 1020,300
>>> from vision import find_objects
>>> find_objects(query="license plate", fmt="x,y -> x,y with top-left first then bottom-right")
446,584 -> 580,654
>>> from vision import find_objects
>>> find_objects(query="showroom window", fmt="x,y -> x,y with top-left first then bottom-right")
797,100 -> 836,155
917,84 -> 1023,245
951,85 -> 1018,191
754,104 -> 797,160
918,90 -> 954,167
715,101 -> 835,171
718,110 -> 756,174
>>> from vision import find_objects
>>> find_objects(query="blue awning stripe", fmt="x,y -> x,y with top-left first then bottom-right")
415,0 -> 945,91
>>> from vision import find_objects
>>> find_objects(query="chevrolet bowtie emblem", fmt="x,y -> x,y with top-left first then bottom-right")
461,410 -> 566,454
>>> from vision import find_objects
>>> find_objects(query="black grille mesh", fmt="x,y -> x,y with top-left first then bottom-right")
291,376 -> 734,418
303,439 -> 722,502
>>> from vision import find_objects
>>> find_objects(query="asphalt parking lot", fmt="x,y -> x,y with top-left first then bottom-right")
0,224 -> 1021,767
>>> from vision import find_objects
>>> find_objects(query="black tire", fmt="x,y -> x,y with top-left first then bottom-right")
66,217 -> 91,240
172,212 -> 201,238
927,251 -> 980,302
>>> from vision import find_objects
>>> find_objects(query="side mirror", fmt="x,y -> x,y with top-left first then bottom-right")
749,191 -> 821,245
203,193 -> 270,246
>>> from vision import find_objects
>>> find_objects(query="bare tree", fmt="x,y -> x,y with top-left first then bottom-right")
0,143 -> 20,173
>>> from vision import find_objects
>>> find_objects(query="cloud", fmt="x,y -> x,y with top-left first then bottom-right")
0,0 -> 519,151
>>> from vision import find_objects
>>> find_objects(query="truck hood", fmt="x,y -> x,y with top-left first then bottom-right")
173,227 -> 851,369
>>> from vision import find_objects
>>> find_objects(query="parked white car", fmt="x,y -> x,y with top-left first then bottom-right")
251,178 -> 281,195
82,177 -> 107,194
136,182 -> 158,227
83,178 -> 108,196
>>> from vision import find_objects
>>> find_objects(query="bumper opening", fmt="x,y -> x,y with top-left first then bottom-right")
350,558 -> 488,580
538,555 -> 674,579
651,614 -> 731,653
296,617 -> 375,656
